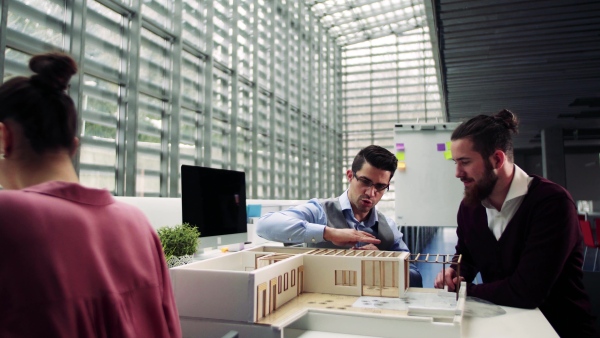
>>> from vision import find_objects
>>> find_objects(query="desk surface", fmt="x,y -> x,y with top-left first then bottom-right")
283,306 -> 557,338
463,305 -> 557,338
180,305 -> 557,338
184,245 -> 558,338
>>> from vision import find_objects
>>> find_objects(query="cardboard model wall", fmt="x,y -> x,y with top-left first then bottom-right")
170,246 -> 410,324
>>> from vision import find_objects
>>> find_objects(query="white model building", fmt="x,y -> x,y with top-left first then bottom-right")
170,246 -> 465,338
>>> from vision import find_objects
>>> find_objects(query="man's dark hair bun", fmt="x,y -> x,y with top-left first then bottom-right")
29,52 -> 77,91
493,109 -> 518,134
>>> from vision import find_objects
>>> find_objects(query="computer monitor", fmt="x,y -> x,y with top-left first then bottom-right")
181,165 -> 248,250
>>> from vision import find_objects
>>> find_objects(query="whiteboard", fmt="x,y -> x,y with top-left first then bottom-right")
394,123 -> 464,226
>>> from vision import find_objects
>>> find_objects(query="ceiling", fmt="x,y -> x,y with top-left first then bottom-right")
307,0 -> 428,46
432,0 -> 600,150
308,0 -> 600,151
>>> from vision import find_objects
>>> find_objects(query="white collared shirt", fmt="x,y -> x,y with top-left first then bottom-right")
482,164 -> 533,240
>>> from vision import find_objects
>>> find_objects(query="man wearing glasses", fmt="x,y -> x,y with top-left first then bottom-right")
256,145 -> 422,286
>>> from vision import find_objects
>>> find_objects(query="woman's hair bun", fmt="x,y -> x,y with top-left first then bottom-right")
29,52 -> 77,91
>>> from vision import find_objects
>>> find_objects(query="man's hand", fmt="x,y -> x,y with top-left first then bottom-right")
323,227 -> 381,248
433,267 -> 464,292
354,243 -> 379,250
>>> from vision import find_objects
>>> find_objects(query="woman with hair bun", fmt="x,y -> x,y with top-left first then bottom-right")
0,52 -> 181,337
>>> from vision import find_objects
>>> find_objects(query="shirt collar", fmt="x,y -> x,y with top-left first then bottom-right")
339,189 -> 378,226
482,164 -> 530,210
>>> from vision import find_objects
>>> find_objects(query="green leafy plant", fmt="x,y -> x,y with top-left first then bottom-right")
156,223 -> 200,260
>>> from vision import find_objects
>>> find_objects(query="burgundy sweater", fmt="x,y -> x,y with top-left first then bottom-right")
455,175 -> 596,338
0,182 -> 181,337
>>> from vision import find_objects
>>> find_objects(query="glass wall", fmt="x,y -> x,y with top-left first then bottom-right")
0,0 -> 344,199
342,29 -> 443,214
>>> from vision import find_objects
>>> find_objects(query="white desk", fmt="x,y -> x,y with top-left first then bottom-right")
463,306 -> 558,337
180,306 -> 556,338
178,245 -> 558,338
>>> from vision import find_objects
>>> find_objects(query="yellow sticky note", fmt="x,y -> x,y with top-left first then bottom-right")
397,162 -> 406,170
444,150 -> 453,160
446,141 -> 452,150
395,151 -> 405,161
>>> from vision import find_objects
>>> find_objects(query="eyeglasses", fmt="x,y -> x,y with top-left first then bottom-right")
352,172 -> 389,192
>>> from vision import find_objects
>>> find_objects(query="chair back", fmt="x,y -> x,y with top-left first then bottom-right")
580,219 -> 596,248
596,218 -> 600,246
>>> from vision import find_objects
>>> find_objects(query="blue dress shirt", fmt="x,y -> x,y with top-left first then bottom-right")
256,190 -> 409,252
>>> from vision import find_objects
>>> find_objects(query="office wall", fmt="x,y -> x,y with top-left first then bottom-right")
517,152 -> 600,209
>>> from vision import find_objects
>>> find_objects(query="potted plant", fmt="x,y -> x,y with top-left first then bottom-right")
156,223 -> 200,268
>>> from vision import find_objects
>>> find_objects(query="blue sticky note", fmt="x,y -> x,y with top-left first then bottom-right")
247,204 -> 262,217
437,143 -> 446,151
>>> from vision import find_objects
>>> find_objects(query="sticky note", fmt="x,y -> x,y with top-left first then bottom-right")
397,162 -> 406,170
395,152 -> 405,161
444,150 -> 453,160
395,143 -> 405,151
437,143 -> 446,151
446,141 -> 452,150
247,204 -> 262,217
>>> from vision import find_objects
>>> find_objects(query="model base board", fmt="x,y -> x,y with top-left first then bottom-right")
170,245 -> 465,337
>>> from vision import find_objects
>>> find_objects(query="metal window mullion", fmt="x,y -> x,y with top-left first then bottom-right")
269,1 -> 276,198
229,0 -> 240,171
168,0 -> 183,197
201,0 -> 214,167
342,51 -> 348,170
123,2 -> 143,196
307,13 -> 315,197
0,0 -> 8,82
283,1 -> 291,200
396,35 -> 400,121
250,2 -> 259,198
325,38 -> 331,197
369,44 -> 374,144
317,24 -> 324,197
114,11 -> 129,196
65,0 -> 85,175
295,4 -> 303,199
335,45 -> 343,194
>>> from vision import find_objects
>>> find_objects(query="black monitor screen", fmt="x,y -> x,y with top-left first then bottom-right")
181,165 -> 247,237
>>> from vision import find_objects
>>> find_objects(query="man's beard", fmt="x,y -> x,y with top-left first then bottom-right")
463,161 -> 498,206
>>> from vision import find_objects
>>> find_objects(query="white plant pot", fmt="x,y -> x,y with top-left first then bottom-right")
166,254 -> 194,268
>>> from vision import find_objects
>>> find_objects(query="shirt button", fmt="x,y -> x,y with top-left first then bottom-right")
311,238 -> 316,243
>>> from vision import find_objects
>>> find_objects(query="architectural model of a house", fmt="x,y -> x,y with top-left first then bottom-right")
170,245 -> 466,338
